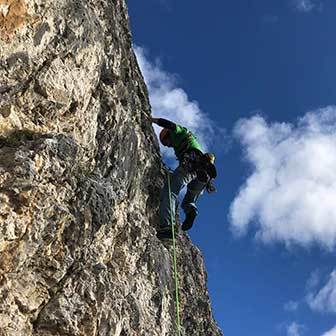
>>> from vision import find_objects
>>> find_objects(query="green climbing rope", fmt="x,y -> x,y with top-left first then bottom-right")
167,171 -> 181,336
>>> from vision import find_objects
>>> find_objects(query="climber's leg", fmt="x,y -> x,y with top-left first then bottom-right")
159,166 -> 193,233
181,177 -> 207,231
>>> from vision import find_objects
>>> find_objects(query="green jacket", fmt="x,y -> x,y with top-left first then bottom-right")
156,118 -> 203,160
170,124 -> 203,160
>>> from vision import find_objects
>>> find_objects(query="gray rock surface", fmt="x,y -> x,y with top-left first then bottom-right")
0,0 -> 223,335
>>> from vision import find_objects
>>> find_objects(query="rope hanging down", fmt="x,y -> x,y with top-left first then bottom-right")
167,172 -> 181,336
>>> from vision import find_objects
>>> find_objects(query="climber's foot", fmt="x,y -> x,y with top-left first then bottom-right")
157,227 -> 173,241
182,208 -> 197,231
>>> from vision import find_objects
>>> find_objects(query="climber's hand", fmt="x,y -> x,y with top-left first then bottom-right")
151,117 -> 159,124
206,179 -> 217,194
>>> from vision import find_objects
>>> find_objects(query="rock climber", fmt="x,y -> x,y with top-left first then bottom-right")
151,117 -> 217,240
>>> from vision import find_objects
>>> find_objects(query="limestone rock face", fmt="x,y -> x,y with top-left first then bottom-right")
0,0 -> 223,335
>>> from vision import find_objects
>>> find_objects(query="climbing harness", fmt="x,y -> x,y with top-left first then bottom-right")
167,172 -> 182,336
180,150 -> 201,173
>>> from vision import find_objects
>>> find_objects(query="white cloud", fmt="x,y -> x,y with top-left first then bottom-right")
306,269 -> 321,291
287,322 -> 305,336
307,270 -> 336,313
321,326 -> 336,336
134,46 -> 222,159
230,107 -> 336,250
291,0 -> 316,12
284,300 -> 299,312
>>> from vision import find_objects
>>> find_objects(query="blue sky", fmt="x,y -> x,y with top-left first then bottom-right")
128,0 -> 336,335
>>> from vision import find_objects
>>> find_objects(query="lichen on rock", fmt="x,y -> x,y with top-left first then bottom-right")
0,0 -> 35,42
0,0 -> 223,335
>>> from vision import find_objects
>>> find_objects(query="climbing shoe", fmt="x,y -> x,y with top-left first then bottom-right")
182,208 -> 197,231
157,227 -> 173,241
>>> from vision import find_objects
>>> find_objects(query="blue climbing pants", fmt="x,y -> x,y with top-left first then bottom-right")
159,165 -> 207,228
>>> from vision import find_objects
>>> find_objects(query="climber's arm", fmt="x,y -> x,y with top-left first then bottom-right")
151,117 -> 177,130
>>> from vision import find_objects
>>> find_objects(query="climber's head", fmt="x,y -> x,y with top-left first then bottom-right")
159,128 -> 172,147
